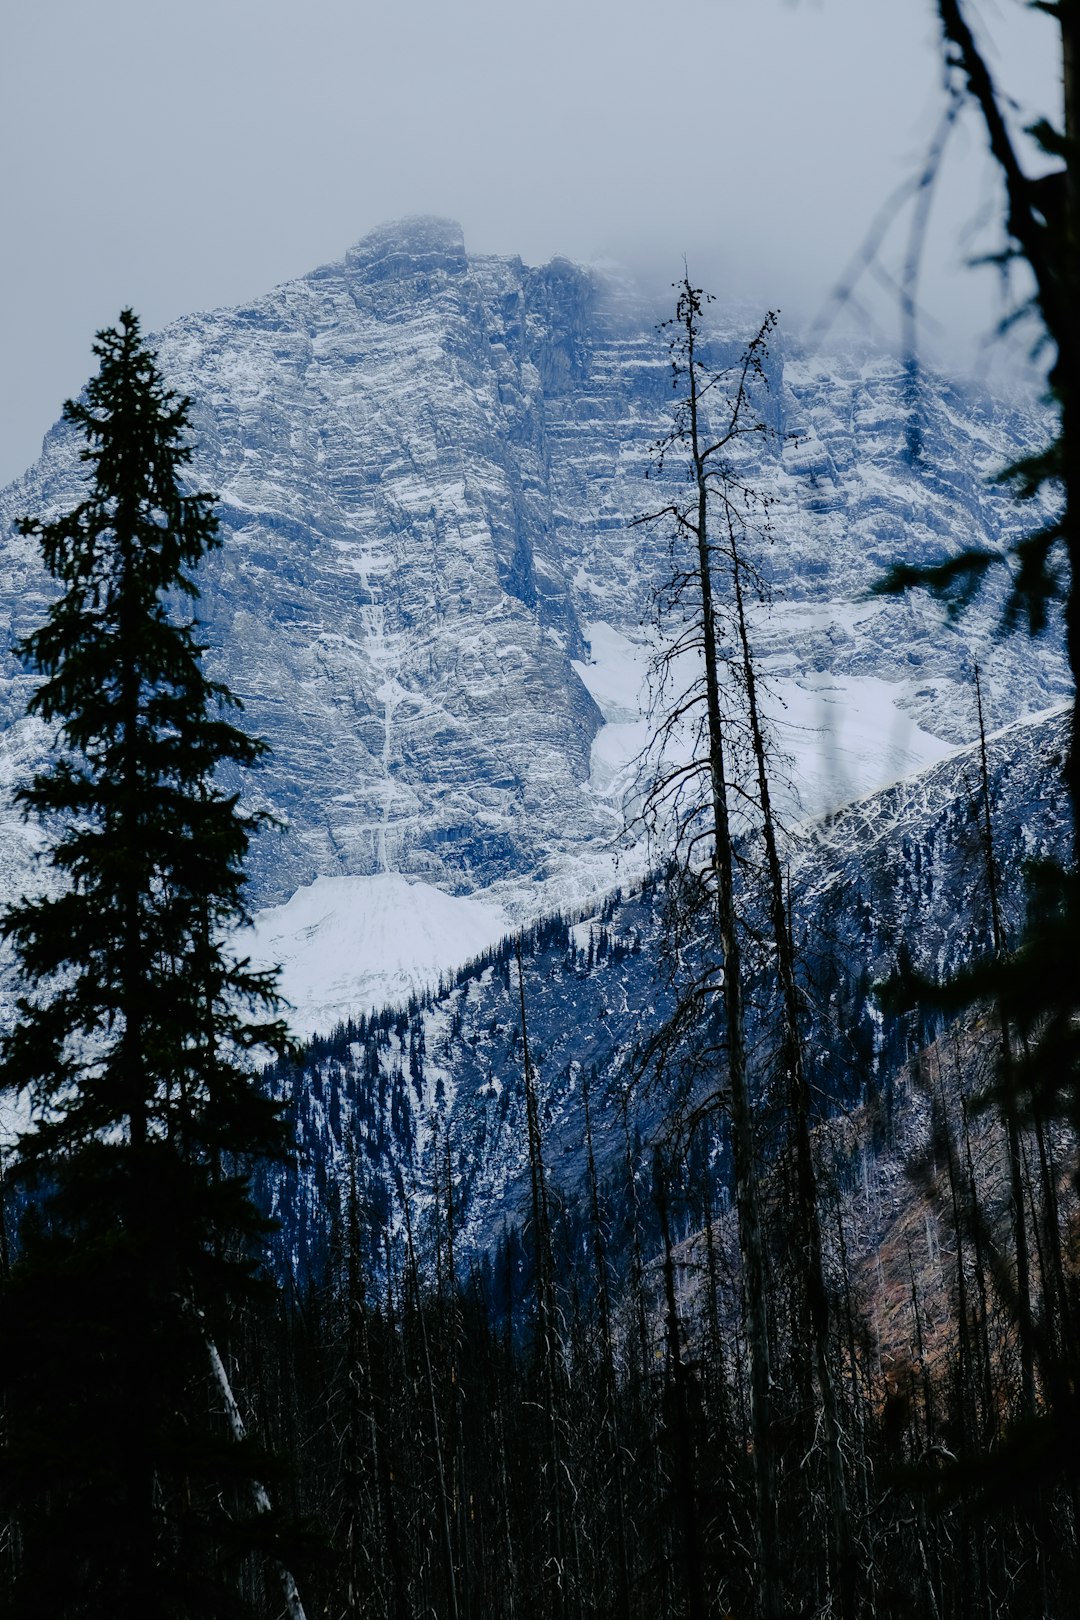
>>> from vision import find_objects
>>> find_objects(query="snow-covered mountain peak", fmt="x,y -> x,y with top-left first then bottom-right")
341,215 -> 469,280
0,226 -> 1070,1038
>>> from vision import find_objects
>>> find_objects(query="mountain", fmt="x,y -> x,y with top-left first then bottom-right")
0,217 -> 1069,1034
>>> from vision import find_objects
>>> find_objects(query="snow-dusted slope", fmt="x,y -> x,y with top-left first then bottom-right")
272,705 -> 1072,1265
244,873 -> 511,1039
0,218 -> 1069,1034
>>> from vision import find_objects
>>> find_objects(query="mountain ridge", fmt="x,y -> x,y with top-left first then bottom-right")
0,219 -> 1070,1031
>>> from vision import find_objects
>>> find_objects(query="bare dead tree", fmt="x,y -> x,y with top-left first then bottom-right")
633,281 -> 781,1617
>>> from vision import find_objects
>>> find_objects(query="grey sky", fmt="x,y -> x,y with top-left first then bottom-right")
0,0 -> 1061,487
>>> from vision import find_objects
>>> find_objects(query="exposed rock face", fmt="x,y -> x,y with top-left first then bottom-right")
0,221 -> 1071,1268
0,218 -> 1069,930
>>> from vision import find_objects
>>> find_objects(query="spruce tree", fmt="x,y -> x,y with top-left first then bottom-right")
0,310 -> 295,1618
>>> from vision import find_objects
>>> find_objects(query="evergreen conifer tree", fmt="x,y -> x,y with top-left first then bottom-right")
0,310 -> 295,1619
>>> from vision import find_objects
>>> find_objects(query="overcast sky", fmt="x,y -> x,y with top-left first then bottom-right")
0,0 -> 1061,487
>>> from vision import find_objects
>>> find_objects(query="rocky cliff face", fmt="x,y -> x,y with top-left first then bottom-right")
0,218 -> 1071,1275
0,218 -> 1069,1028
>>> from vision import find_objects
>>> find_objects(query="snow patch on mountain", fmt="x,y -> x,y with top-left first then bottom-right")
572,614 -> 957,829
572,620 -> 649,724
244,873 -> 513,1038
243,845 -> 665,1039
764,673 -> 957,815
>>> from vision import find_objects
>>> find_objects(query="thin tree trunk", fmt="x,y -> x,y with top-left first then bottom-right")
403,1201 -> 461,1620
655,1151 -> 708,1620
682,289 -> 779,1618
381,1230 -> 413,1620
203,1331 -> 309,1620
516,941 -> 568,1618
960,1095 -> 997,1449
974,662 -> 1036,1416
584,1080 -> 633,1620
728,505 -> 855,1619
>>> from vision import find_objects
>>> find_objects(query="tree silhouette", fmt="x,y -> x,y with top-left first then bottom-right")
872,0 -> 1080,1540
0,310 -> 297,1618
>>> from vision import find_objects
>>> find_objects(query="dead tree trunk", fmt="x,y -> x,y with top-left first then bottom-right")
515,940 -> 569,1619
403,1200 -> 461,1620
638,282 -> 780,1615
584,1080 -> 633,1620
726,482 -> 856,1619
202,1329 -> 309,1620
654,1149 -> 708,1620
974,661 -> 1036,1416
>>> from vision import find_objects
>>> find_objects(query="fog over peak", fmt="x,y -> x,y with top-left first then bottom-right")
1,0 -> 1060,487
